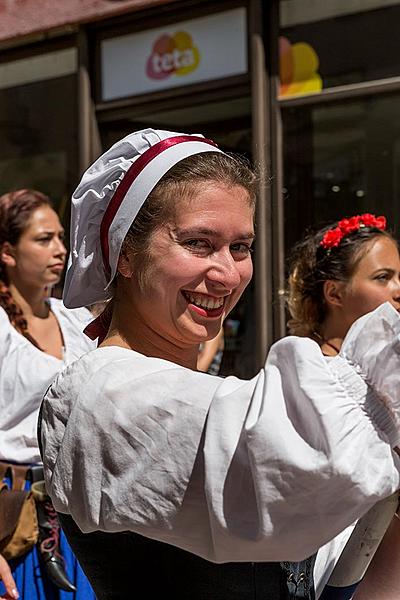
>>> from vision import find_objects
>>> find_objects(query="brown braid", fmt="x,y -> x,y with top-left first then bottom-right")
0,189 -> 52,347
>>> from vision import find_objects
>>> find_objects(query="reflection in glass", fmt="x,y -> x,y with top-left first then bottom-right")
0,75 -> 77,221
280,2 -> 400,94
283,94 -> 400,249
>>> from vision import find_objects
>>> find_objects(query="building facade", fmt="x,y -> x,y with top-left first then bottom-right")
1,0 -> 399,375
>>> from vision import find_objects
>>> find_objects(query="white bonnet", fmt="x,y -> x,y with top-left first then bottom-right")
63,128 -> 224,308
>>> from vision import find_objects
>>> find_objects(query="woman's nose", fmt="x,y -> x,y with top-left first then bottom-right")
206,250 -> 242,290
55,238 -> 67,258
393,276 -> 400,301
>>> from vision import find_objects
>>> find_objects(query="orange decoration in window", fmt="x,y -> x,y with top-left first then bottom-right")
279,36 -> 322,97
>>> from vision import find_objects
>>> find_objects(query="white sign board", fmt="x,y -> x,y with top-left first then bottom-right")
101,7 -> 247,101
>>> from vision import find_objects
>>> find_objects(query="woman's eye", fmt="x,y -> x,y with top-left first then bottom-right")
375,273 -> 390,281
231,243 -> 253,255
184,239 -> 210,251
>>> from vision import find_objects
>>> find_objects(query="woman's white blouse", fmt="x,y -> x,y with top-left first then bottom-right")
41,303 -> 400,563
0,298 -> 95,463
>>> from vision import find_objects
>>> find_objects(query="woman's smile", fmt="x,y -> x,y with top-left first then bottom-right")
182,291 -> 226,318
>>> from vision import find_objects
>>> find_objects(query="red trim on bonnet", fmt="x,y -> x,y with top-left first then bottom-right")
99,135 -> 217,275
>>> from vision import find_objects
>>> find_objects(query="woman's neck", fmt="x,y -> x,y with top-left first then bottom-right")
8,282 -> 49,318
102,314 -> 199,370
316,314 -> 348,355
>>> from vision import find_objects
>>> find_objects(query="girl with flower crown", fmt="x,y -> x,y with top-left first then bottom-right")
39,129 -> 400,600
287,213 -> 400,599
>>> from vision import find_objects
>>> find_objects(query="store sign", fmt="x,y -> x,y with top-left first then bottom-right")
146,32 -> 200,80
101,8 -> 247,101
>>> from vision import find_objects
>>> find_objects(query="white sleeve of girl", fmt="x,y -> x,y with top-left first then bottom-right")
41,303 -> 400,563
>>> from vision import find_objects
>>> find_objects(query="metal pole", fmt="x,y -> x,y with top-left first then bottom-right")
78,30 -> 90,175
268,0 -> 287,341
78,29 -> 100,176
251,26 -> 273,367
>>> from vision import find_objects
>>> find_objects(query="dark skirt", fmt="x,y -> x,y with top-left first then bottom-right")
60,513 -> 316,600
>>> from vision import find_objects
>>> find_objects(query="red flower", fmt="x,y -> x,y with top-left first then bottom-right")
319,213 -> 387,251
374,216 -> 386,229
358,213 -> 376,227
338,216 -> 360,233
320,227 -> 343,249
359,213 -> 386,230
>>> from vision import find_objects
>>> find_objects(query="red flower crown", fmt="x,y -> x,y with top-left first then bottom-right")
320,213 -> 387,250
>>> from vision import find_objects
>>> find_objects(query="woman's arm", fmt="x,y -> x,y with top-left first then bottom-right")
0,554 -> 18,599
41,331 -> 400,563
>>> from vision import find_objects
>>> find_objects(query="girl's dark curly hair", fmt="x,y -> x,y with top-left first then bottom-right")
287,220 -> 396,337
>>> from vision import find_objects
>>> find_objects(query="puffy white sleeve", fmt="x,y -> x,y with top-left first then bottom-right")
339,302 -> 400,444
41,303 -> 400,564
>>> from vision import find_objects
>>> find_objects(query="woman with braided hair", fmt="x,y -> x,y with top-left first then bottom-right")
0,190 -> 96,599
287,214 -> 400,599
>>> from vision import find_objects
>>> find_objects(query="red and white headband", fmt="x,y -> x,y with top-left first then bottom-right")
63,129 -> 224,309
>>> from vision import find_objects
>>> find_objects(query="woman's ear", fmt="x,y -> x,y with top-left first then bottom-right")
0,242 -> 16,268
117,249 -> 134,278
323,280 -> 345,308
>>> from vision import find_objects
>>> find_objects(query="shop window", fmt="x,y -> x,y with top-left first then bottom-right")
279,0 -> 400,96
0,47 -> 78,221
283,93 -> 400,250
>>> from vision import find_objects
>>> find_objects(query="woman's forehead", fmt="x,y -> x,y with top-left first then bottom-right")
163,184 -> 255,239
173,181 -> 253,212
352,236 -> 400,274
24,206 -> 61,233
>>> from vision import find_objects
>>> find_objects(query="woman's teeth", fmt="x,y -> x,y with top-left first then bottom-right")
186,293 -> 224,310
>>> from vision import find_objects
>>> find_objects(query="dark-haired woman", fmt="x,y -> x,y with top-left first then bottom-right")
0,190 -> 96,599
40,130 -> 400,600
287,214 -> 400,599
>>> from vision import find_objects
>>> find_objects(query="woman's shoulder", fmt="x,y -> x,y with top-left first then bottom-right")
0,305 -> 17,341
49,346 -> 221,404
48,297 -> 97,359
55,346 -> 198,381
0,305 -> 11,326
267,334 -> 324,367
49,297 -> 93,327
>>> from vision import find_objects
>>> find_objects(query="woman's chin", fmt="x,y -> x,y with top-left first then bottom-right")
185,321 -> 222,344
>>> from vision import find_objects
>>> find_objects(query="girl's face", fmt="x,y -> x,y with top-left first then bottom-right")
126,182 -> 255,347
1,205 -> 67,290
341,236 -> 400,329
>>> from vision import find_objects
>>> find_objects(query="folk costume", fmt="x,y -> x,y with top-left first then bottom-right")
0,298 -> 96,600
40,129 -> 400,600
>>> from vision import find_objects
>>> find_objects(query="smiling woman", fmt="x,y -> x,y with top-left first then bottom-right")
39,129 -> 400,600
112,178 -> 254,363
